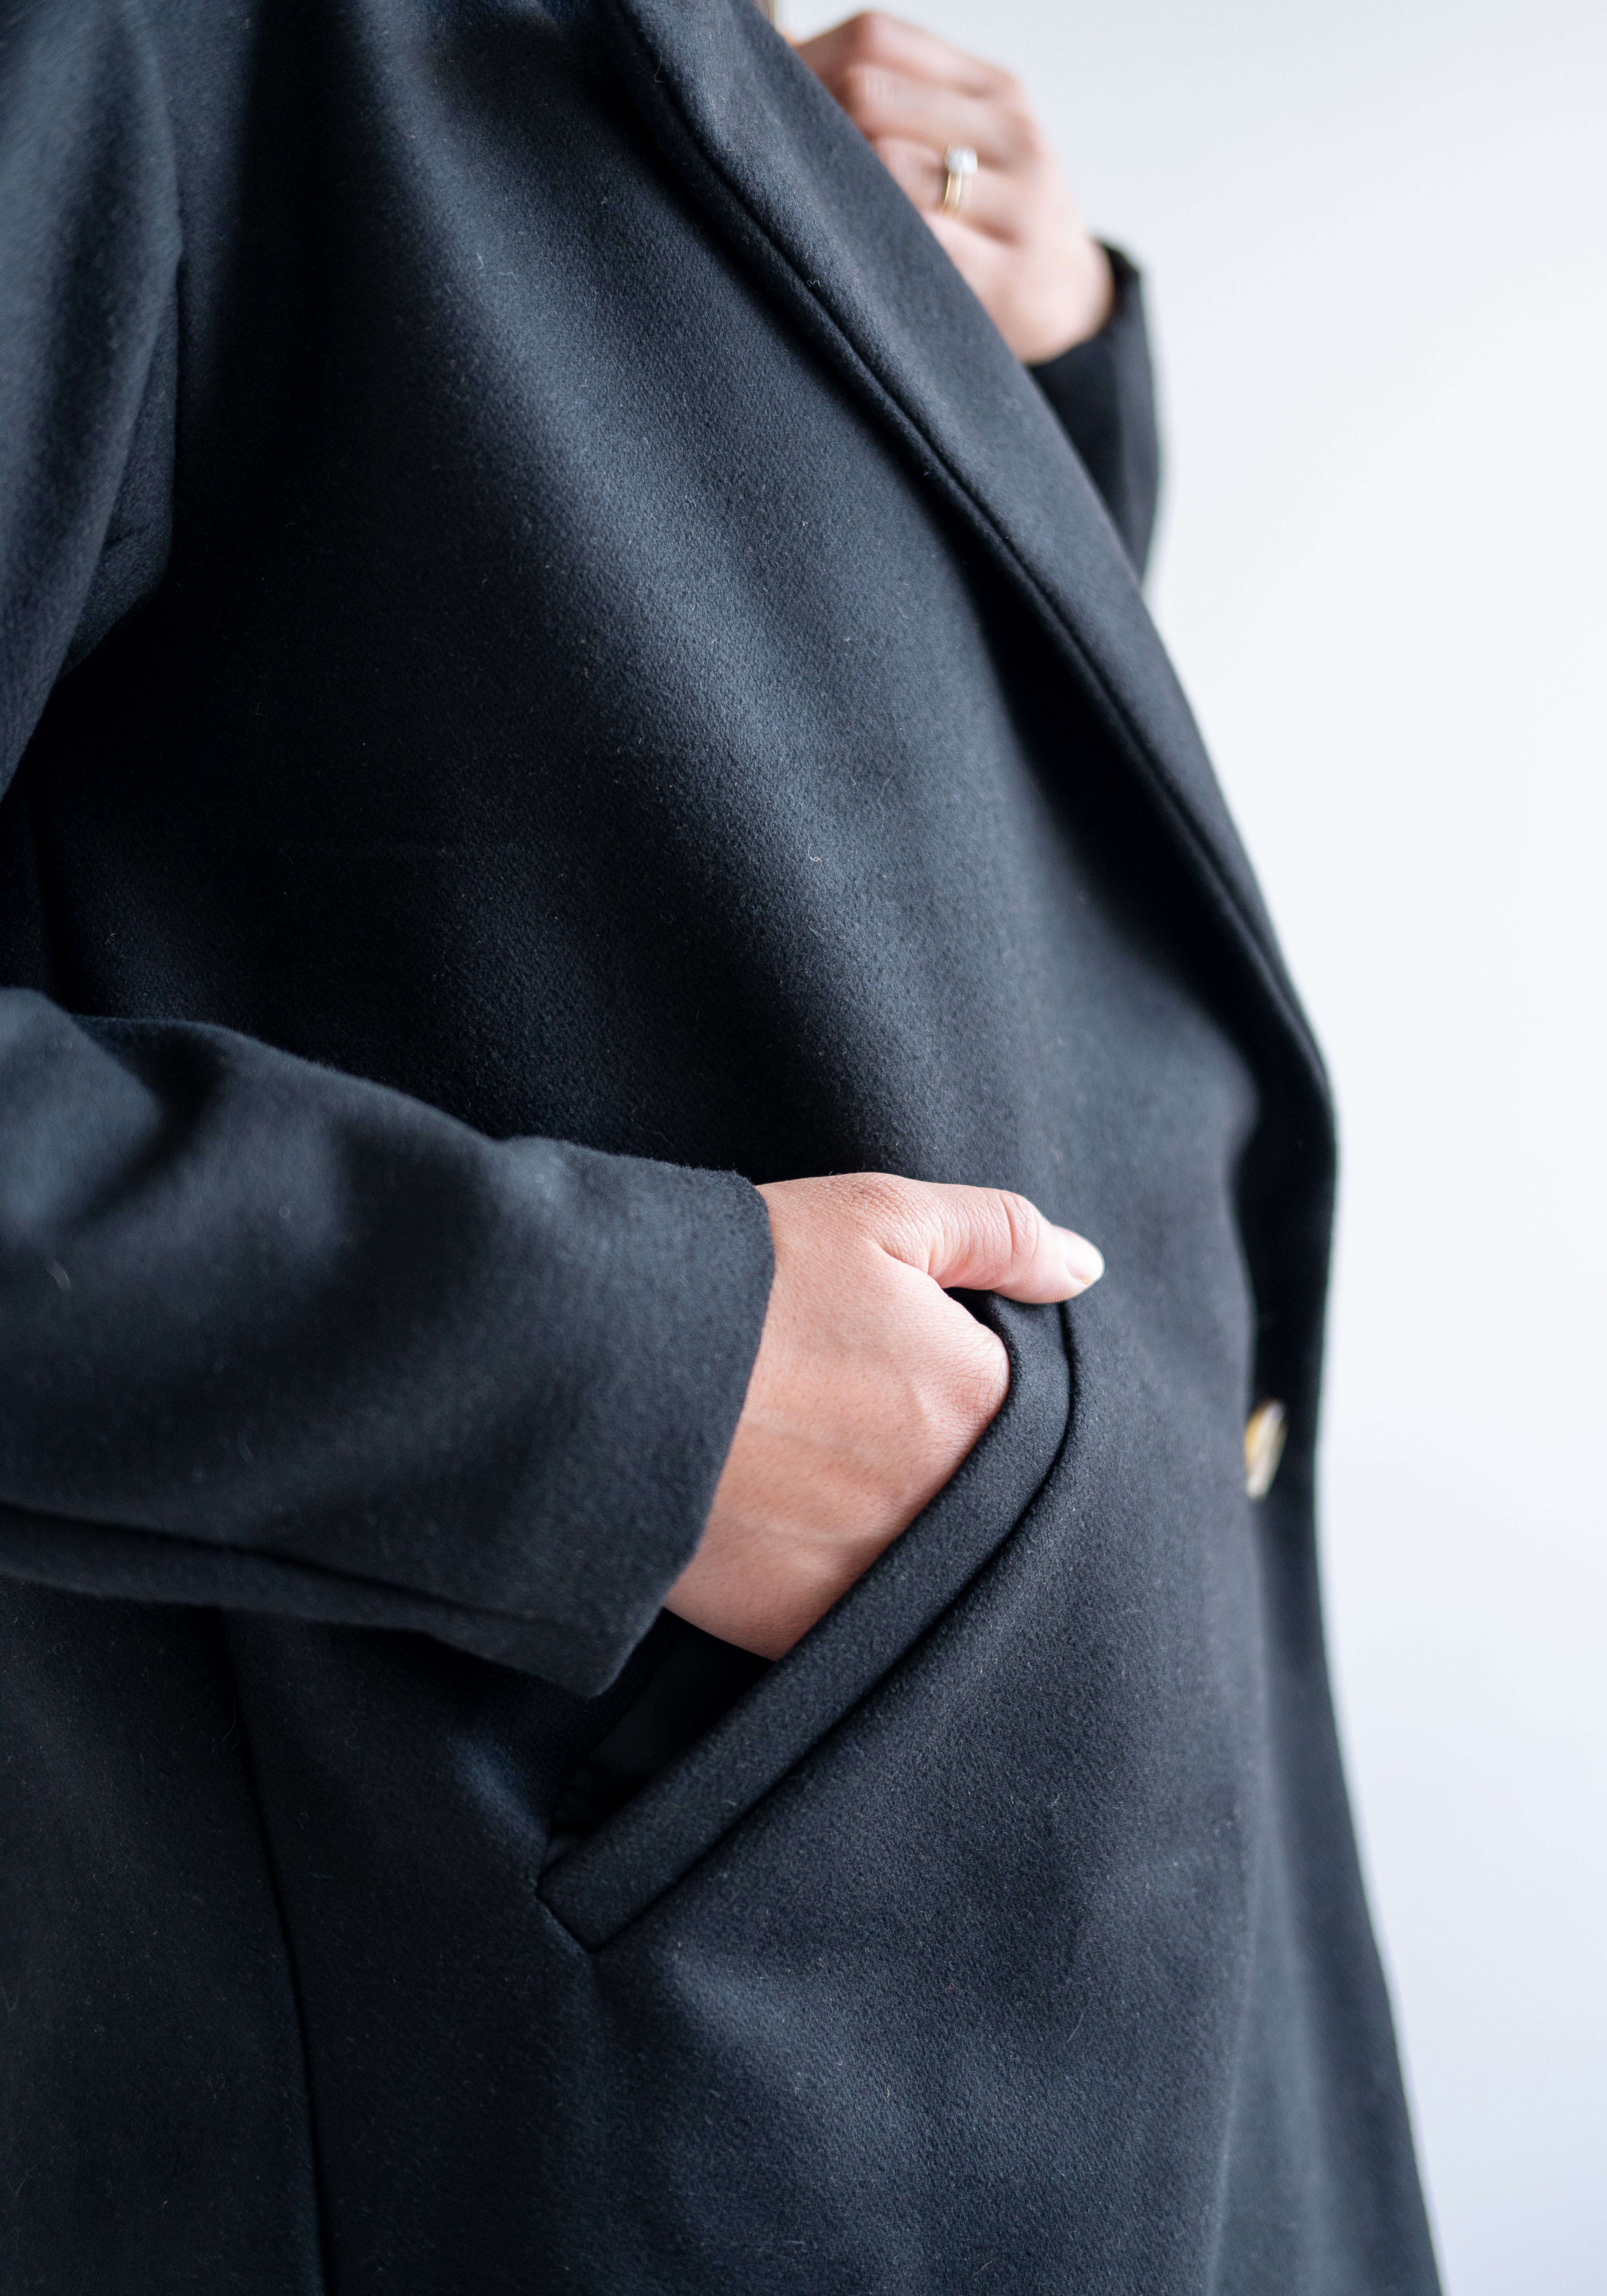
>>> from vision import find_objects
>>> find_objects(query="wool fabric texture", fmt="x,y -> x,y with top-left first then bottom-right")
0,0 -> 1438,2288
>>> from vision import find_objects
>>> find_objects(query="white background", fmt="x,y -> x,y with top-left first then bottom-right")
782,1 -> 1607,2286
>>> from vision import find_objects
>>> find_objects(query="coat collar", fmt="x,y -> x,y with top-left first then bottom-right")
595,0 -> 1323,1072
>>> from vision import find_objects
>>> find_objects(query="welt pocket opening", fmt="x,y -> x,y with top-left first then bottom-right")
542,1618 -> 771,1869
537,1295 -> 1075,1953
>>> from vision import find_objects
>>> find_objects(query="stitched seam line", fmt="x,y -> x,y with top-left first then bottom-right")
216,1621 -> 335,2296
546,1317 -> 1080,1952
606,3 -> 1330,1105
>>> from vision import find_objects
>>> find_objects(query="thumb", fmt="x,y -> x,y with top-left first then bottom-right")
886,1181 -> 1104,1304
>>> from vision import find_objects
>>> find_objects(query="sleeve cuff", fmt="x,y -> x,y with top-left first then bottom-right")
1028,246 -> 1161,578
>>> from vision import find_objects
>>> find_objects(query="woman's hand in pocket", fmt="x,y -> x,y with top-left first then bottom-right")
666,1174 -> 1103,1659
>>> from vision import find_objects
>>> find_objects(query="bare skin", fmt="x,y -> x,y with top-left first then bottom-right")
793,11 -> 1114,363
668,1176 -> 1103,1657
668,22 -> 1112,1660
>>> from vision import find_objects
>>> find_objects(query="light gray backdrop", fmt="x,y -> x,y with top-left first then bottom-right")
783,2 -> 1607,2287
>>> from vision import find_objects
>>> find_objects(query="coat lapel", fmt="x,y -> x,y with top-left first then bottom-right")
596,0 -> 1322,1070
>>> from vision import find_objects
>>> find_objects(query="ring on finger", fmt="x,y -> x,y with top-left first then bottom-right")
940,144 -> 978,215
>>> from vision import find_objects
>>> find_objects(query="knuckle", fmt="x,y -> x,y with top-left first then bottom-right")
845,11 -> 898,55
949,1328 -> 1010,1427
838,59 -> 878,105
839,59 -> 898,115
841,1169 -> 923,1240
1010,113 -> 1045,163
996,1188 -> 1043,1267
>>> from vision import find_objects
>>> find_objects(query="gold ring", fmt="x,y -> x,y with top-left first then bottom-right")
941,145 -> 978,216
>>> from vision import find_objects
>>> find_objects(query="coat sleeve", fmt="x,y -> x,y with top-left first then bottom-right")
1028,247 -> 1161,580
0,0 -> 774,1698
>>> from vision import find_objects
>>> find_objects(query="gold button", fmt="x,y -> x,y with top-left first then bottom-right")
1244,1400 -> 1288,1500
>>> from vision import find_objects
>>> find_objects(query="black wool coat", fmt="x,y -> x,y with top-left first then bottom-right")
0,0 -> 1440,2288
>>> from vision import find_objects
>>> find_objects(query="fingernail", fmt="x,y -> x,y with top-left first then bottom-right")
1060,1231 -> 1104,1293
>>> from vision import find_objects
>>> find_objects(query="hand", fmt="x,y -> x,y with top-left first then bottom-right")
793,12 -> 1114,364
666,1174 -> 1103,1658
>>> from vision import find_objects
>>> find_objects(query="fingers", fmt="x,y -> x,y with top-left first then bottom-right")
801,14 -> 1045,233
859,1177 -> 1104,1303
869,138 -> 1020,236
792,8 -> 1110,363
794,11 -> 1064,267
796,12 -> 1041,199
794,11 -> 1019,104
686,1170 -> 1099,1655
839,73 -> 1025,174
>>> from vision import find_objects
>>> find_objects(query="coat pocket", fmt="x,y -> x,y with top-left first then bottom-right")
537,1295 -> 1073,1950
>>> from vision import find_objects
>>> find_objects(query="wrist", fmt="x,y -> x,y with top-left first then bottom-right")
1014,236 -> 1115,366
